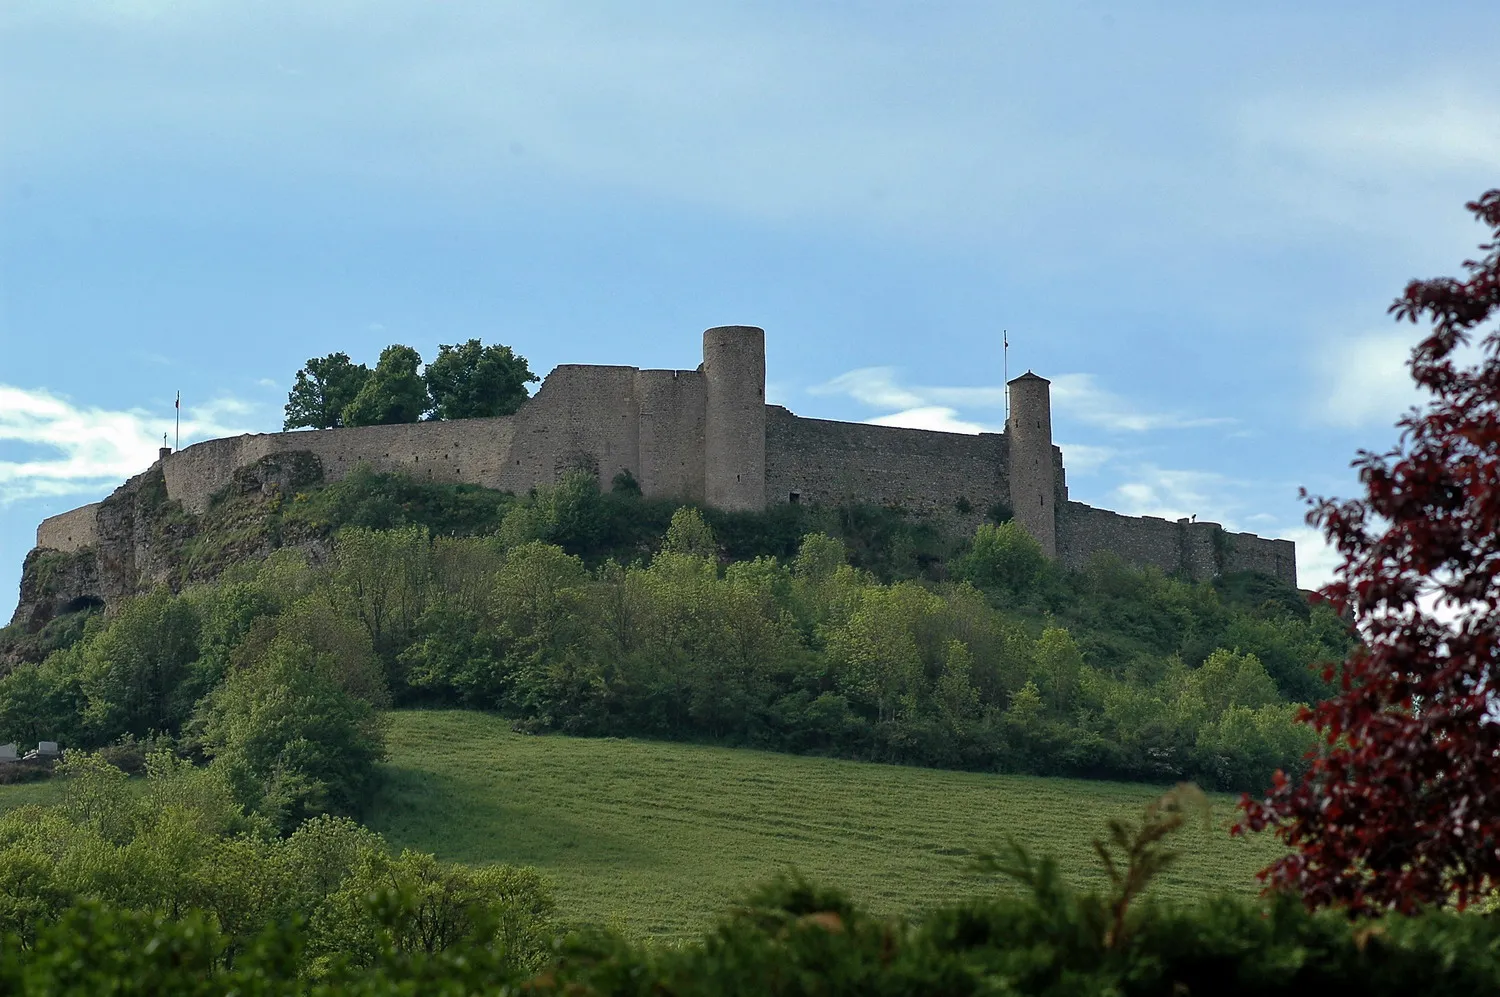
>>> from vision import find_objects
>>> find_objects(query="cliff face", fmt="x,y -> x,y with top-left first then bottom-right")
7,452 -> 327,636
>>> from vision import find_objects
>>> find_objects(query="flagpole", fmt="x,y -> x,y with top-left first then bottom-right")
175,392 -> 180,452
1003,330 -> 1009,425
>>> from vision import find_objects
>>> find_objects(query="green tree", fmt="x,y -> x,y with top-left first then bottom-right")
195,639 -> 387,831
75,589 -> 204,743
342,345 -> 428,426
955,521 -> 1046,596
424,339 -> 538,420
662,507 -> 717,561
283,352 -> 371,430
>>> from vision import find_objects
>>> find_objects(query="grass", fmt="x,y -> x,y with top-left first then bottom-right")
368,709 -> 1287,939
0,779 -> 64,815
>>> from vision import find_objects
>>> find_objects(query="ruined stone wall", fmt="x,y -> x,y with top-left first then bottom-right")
1222,531 -> 1298,586
1058,501 -> 1297,586
161,418 -> 520,515
765,407 -> 1009,520
25,328 -> 1304,605
36,503 -> 102,552
636,368 -> 706,502
157,362 -> 711,515
498,365 -> 641,493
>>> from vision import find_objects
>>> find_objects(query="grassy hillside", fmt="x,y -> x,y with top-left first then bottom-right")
367,710 -> 1287,938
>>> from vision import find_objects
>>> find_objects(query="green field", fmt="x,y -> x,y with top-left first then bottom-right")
0,711 -> 1288,939
367,710 -> 1287,938
0,779 -> 62,815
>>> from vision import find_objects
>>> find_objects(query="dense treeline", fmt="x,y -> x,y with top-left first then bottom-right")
0,470 -> 1347,812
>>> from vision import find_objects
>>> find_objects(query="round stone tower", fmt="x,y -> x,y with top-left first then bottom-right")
1006,371 -> 1057,558
702,325 -> 767,512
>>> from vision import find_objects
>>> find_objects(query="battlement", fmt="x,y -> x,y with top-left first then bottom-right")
28,327 -> 1297,592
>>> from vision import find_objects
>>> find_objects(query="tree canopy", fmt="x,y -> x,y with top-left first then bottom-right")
341,345 -> 430,427
282,352 -> 371,430
284,340 -> 537,429
425,339 -> 538,420
1236,189 -> 1500,913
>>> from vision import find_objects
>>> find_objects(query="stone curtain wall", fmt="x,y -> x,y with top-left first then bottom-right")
636,368 -> 707,502
160,418 -> 523,515
497,365 -> 643,494
1221,531 -> 1298,584
764,407 -> 1010,520
27,327 -> 1301,592
1058,501 -> 1297,587
158,361 -> 711,516
36,503 -> 103,552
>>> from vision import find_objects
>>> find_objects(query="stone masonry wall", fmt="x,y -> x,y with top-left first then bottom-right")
162,417 -> 521,515
36,503 -> 102,552
1221,531 -> 1298,585
703,326 -> 767,512
156,362 -> 710,517
764,407 -> 1009,519
636,368 -> 707,502
1058,501 -> 1297,587
25,330 -> 1303,601
498,365 -> 642,494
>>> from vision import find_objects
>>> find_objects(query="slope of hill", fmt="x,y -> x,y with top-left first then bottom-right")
366,710 -> 1287,938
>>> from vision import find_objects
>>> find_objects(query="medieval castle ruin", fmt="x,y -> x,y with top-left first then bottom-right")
24,326 -> 1296,621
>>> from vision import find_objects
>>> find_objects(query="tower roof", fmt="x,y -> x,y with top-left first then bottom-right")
1007,370 -> 1050,386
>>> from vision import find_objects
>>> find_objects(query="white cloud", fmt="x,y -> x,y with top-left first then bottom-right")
1049,374 -> 1235,433
1315,331 -> 1422,429
1282,525 -> 1341,593
811,368 -> 925,411
0,385 -> 262,505
1238,82 -> 1500,179
1057,442 -> 1114,474
865,407 -> 993,435
813,367 -> 1232,441
1313,328 -> 1487,429
1110,466 -> 1236,526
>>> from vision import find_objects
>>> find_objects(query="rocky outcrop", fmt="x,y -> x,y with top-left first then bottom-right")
7,452 -> 327,635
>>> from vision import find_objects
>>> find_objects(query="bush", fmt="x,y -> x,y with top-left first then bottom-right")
194,639 -> 387,830
954,521 -> 1045,596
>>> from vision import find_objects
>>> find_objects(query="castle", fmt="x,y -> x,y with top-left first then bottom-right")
25,326 -> 1296,613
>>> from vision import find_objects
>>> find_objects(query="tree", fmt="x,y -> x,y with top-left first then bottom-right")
954,521 -> 1045,596
283,353 -> 371,430
1235,190 -> 1500,913
195,638 -> 387,831
342,345 -> 428,427
662,507 -> 717,561
424,339 -> 538,420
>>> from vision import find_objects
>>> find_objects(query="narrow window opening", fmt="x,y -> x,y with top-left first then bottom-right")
789,491 -> 801,505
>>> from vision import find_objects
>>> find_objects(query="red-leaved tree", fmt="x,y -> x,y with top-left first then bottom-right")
1235,189 -> 1500,914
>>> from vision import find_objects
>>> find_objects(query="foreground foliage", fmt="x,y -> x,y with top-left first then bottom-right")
1238,188 -> 1500,913
2,786 -> 1497,995
0,748 -> 556,980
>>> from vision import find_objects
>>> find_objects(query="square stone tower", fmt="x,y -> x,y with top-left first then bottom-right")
702,325 -> 767,512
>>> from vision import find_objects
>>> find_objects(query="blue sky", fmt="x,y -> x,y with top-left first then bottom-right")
2,1 -> 1497,621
